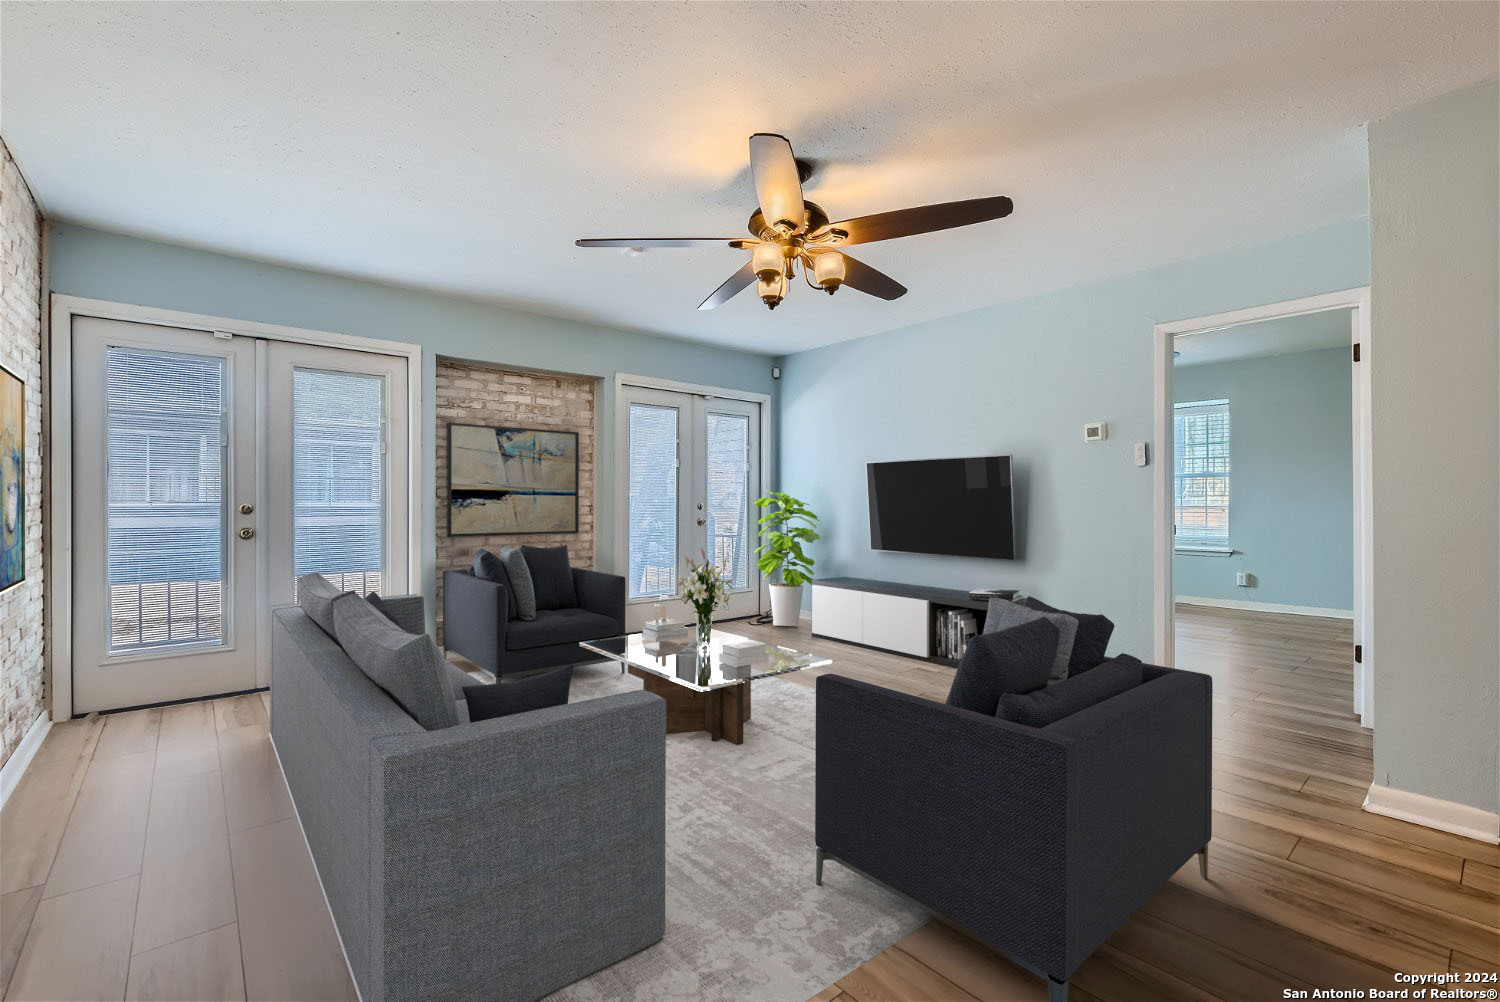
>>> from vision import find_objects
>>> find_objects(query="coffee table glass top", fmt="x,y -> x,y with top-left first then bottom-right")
579,629 -> 831,693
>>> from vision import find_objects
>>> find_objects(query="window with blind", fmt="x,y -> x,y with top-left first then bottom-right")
292,368 -> 386,594
627,402 -> 678,599
1174,398 -> 1231,549
105,347 -> 228,653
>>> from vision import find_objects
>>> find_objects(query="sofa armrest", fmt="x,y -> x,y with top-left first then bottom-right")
816,674 -> 1074,977
573,568 -> 625,630
368,691 -> 665,1000
374,595 -> 426,635
441,569 -> 508,673
1046,667 -> 1212,972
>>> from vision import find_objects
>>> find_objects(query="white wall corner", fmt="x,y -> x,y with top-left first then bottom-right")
0,712 -> 52,810
1363,783 -> 1500,845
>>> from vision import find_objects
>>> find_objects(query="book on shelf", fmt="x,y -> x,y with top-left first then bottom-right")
935,608 -> 979,661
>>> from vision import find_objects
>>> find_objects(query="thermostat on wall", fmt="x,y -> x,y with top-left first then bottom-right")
1084,422 -> 1108,442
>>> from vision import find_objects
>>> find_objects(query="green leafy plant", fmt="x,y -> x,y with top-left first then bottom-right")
754,492 -> 820,587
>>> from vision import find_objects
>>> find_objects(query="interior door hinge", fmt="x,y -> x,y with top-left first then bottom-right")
1354,644 -> 1363,664
1352,343 -> 1361,362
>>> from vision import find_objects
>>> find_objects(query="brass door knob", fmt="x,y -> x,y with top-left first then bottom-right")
238,527 -> 255,540
239,503 -> 254,515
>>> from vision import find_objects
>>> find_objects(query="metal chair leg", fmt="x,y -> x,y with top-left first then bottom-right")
815,848 -> 825,886
1199,847 -> 1209,879
1047,976 -> 1068,1002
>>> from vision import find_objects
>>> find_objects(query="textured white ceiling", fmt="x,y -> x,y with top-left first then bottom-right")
3,2 -> 1496,354
1174,310 -> 1353,367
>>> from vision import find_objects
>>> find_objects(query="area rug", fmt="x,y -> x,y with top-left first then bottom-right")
543,663 -> 928,1002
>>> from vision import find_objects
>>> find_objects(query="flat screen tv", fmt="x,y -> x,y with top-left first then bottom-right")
867,456 -> 1015,559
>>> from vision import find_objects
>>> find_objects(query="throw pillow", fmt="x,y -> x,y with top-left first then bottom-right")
945,618 -> 1059,716
502,547 -> 537,620
463,667 -> 573,722
474,549 -> 523,620
332,592 -> 458,730
1021,597 -> 1115,675
983,597 -> 1077,683
523,545 -> 578,611
297,573 -> 350,636
996,657 -> 1144,727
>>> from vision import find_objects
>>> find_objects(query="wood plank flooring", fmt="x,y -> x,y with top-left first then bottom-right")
3,606 -> 1494,1000
771,605 -> 1500,1002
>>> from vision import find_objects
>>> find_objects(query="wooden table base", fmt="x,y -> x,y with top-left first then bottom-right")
628,667 -> 751,744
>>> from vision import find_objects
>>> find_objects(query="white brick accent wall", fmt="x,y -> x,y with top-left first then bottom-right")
434,359 -> 596,642
1,137 -> 46,768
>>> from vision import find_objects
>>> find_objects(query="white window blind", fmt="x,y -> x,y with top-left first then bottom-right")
1174,398 -> 1231,548
105,346 -> 227,653
627,403 -> 678,599
293,368 -> 386,594
705,412 -> 750,590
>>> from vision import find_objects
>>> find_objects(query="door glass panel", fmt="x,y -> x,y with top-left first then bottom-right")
105,347 -> 227,653
293,368 -> 385,593
705,411 -> 750,590
628,402 -> 678,599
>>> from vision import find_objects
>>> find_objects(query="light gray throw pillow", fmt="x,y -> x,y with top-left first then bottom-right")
984,597 -> 1078,684
500,546 -> 537,621
297,572 -> 350,637
332,592 -> 458,730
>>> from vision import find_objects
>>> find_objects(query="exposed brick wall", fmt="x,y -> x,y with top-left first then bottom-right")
434,359 -> 596,641
1,137 -> 45,768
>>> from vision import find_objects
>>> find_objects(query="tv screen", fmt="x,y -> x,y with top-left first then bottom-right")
867,456 -> 1015,559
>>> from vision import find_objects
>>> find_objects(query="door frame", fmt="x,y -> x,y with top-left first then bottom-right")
1151,287 -> 1374,727
48,294 -> 424,721
611,373 -> 773,620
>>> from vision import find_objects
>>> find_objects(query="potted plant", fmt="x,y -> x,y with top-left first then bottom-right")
754,491 -> 820,627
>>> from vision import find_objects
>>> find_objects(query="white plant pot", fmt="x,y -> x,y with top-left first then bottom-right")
769,583 -> 804,627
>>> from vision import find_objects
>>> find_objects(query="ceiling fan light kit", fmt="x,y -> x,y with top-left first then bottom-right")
576,133 -> 1014,312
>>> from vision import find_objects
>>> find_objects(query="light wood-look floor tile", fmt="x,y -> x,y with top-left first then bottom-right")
0,715 -> 105,894
94,708 -> 161,760
230,817 -> 355,1002
216,725 -> 293,834
126,923 -> 245,1002
133,769 -> 236,954
0,885 -> 43,999
154,701 -> 221,781
41,748 -> 155,899
214,694 -> 267,732
6,875 -> 138,1001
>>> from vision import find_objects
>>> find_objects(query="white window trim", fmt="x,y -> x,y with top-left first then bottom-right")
1172,397 -> 1231,551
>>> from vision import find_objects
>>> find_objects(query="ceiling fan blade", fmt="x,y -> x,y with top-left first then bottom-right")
749,133 -> 806,234
576,237 -> 745,248
697,261 -> 756,310
811,196 -> 1013,247
840,254 -> 907,300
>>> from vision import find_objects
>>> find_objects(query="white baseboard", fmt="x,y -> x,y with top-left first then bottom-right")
0,712 -> 52,810
1175,595 -> 1354,620
1363,783 -> 1500,845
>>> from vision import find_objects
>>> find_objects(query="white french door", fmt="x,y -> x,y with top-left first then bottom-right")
71,316 -> 409,713
622,385 -> 761,631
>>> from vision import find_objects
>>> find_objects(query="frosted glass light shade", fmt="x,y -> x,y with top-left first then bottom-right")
813,251 -> 846,290
752,241 -> 784,282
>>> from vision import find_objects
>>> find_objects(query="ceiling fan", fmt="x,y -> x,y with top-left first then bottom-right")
575,133 -> 1014,311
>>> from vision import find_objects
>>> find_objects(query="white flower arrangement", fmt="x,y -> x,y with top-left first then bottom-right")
680,552 -> 729,623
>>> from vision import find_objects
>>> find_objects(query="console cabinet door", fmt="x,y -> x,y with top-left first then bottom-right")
811,585 -> 862,643
861,593 -> 931,658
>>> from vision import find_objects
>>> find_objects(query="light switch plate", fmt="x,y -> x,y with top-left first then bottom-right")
1084,422 -> 1107,442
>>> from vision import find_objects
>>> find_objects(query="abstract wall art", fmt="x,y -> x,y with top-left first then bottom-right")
1,362 -> 24,592
447,424 -> 579,535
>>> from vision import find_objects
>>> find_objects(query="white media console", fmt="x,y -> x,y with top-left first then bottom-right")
809,577 -> 997,663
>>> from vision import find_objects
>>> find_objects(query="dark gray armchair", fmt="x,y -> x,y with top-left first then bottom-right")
442,567 -> 625,677
814,664 -> 1211,1002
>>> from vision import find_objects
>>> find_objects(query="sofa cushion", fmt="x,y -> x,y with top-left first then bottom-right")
332,593 -> 459,730
506,608 -> 619,651
983,597 -> 1077,683
1021,597 -> 1115,675
945,618 -> 1058,716
523,545 -> 578,610
996,657 -> 1144,727
297,573 -> 350,637
464,667 -> 573,721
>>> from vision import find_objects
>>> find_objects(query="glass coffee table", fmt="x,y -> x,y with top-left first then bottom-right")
579,629 -> 831,744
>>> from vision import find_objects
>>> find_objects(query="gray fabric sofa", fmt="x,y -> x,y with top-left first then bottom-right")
442,567 -> 625,677
269,597 -> 666,1002
814,663 -> 1211,1002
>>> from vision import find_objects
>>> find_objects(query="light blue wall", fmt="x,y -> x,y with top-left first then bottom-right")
47,223 -> 777,618
779,217 -> 1371,658
1172,347 -> 1353,610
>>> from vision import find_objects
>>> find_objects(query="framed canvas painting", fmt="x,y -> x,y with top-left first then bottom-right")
1,362 -> 23,592
448,424 -> 579,535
